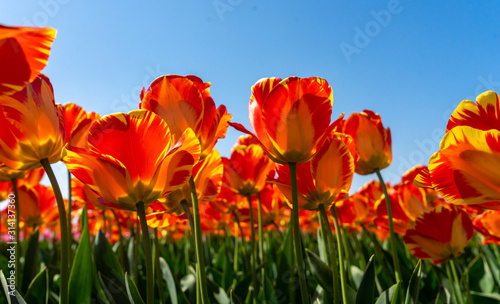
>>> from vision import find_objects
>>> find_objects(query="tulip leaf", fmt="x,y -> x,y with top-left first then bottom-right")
97,271 -> 129,304
258,275 -> 278,304
125,272 -> 145,304
351,265 -> 364,290
306,248 -> 333,295
0,270 -> 11,304
404,260 -> 422,304
24,266 -> 48,304
21,228 -> 39,293
159,257 -> 178,304
374,283 -> 398,304
356,255 -> 375,304
14,290 -> 28,304
470,290 -> 500,301
68,205 -> 92,304
390,281 -> 404,304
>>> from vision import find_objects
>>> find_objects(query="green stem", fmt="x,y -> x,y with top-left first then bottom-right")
353,234 -> 367,270
134,217 -> 139,283
67,169 -> 73,246
374,168 -> 402,283
154,228 -> 166,304
111,209 -> 128,273
233,211 -> 250,273
189,175 -> 210,303
289,162 -> 310,304
246,194 -> 258,303
331,206 -> 348,304
446,261 -> 462,304
233,223 -> 239,281
257,192 -> 266,286
136,201 -> 154,304
41,159 -> 69,304
319,204 -> 340,303
451,256 -> 472,304
11,179 -> 19,289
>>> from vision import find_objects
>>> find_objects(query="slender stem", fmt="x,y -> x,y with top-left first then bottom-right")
189,175 -> 210,303
67,169 -> 73,246
319,204 -> 340,303
111,209 -> 128,272
446,261 -> 462,304
451,256 -> 471,304
318,207 -> 330,266
233,223 -> 239,280
331,206 -> 348,304
134,216 -> 139,282
180,201 -> 195,240
246,194 -> 258,303
353,234 -> 367,270
289,162 -> 310,304
41,159 -> 69,304
257,193 -> 265,285
11,179 -> 20,288
233,211 -> 250,272
154,228 -> 166,304
374,168 -> 402,283
136,201 -> 154,304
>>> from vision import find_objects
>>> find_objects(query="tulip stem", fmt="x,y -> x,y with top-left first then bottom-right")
154,228 -> 166,304
189,175 -> 210,304
289,162 -> 310,304
451,255 -> 472,304
257,193 -> 266,289
374,168 -> 402,283
319,204 -> 340,303
11,179 -> 20,289
41,159 -> 69,304
331,206 -> 348,304
67,169 -> 73,247
246,194 -> 258,303
445,261 -> 462,304
136,201 -> 154,304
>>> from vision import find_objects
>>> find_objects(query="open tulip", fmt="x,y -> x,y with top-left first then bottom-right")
0,25 -> 56,95
230,76 -> 338,164
61,103 -> 100,148
403,204 -> 473,265
0,74 -> 65,170
473,210 -> 500,245
140,74 -> 231,159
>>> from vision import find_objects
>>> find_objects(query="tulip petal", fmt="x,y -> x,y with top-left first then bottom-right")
446,91 -> 500,132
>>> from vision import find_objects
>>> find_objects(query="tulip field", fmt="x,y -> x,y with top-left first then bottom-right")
2,25 -> 500,304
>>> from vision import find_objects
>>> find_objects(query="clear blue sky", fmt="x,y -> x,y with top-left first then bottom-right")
2,1 -> 500,194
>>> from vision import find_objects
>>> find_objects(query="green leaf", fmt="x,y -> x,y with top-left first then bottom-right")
21,228 -> 39,293
95,229 -> 124,279
14,290 -> 28,304
207,278 -> 230,304
229,289 -> 244,304
306,249 -> 333,295
351,265 -> 364,290
375,283 -> 398,304
390,281 -> 403,304
125,273 -> 145,304
97,272 -> 130,304
24,267 -> 48,304
258,275 -> 278,304
405,260 -> 422,304
356,255 -> 375,304
0,270 -> 11,304
159,257 -> 177,304
470,290 -> 500,301
68,205 -> 93,304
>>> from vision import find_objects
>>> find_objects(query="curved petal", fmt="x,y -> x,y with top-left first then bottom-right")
0,25 -> 56,95
429,126 -> 500,206
446,91 -> 500,132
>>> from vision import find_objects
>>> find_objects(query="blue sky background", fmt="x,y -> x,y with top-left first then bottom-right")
2,1 -> 500,195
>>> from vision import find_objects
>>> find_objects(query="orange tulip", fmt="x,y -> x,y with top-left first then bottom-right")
374,188 -> 413,235
272,134 -> 354,211
343,110 -> 392,175
230,77 -> 340,164
335,193 -> 370,232
446,90 -> 500,132
61,103 -> 100,148
63,110 -> 200,211
223,135 -> 275,196
0,74 -> 65,170
415,126 -> 500,208
140,75 -> 232,159
473,210 -> 500,245
18,184 -> 58,227
0,25 -> 56,95
403,204 -> 473,264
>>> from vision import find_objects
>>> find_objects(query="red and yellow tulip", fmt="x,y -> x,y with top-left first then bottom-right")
0,25 -> 56,95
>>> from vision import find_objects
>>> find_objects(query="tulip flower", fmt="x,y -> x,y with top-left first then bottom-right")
473,210 -> 500,245
18,184 -> 58,228
61,103 -> 100,148
0,25 -> 56,95
0,74 -> 65,170
446,90 -> 500,132
63,109 -> 200,304
140,74 -> 231,159
343,110 -> 392,175
404,204 -> 473,264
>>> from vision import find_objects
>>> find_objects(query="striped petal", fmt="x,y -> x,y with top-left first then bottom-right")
446,91 -> 500,132
429,126 -> 500,206
0,25 -> 56,95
